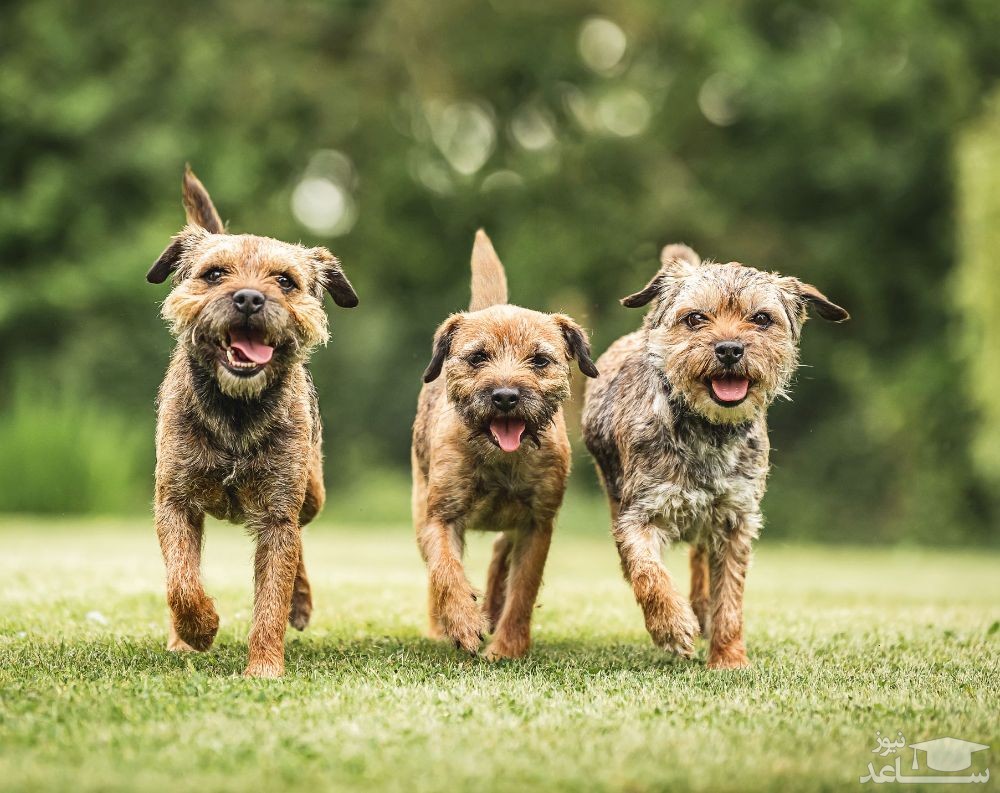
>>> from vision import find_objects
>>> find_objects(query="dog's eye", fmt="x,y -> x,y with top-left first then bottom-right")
275,274 -> 296,291
531,355 -> 551,369
750,311 -> 773,328
203,268 -> 225,284
684,312 -> 708,329
467,352 -> 489,367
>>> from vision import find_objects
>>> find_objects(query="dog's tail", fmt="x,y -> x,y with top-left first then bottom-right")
469,229 -> 508,311
183,164 -> 225,234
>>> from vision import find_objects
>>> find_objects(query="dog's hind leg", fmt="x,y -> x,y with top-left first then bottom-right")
288,546 -> 312,631
156,500 -> 219,653
483,533 -> 513,632
689,545 -> 711,634
483,522 -> 552,660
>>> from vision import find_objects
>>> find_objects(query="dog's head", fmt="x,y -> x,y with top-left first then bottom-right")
147,168 -> 357,399
622,243 -> 848,425
422,310 -> 598,453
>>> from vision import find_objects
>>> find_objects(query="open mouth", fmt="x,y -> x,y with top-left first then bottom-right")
707,376 -> 751,407
488,416 -> 527,453
218,327 -> 274,377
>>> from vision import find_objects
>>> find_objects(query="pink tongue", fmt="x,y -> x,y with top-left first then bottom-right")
711,376 -> 750,402
490,417 -> 526,452
229,329 -> 274,364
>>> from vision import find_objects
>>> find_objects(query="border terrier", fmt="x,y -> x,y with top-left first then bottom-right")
582,244 -> 848,669
146,167 -> 358,678
412,231 -> 599,659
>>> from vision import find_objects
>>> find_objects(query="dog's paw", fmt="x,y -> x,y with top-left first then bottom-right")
288,591 -> 312,631
166,633 -> 196,652
646,601 -> 700,658
482,629 -> 530,661
439,598 -> 488,654
243,660 -> 284,679
707,642 -> 750,670
172,599 -> 220,652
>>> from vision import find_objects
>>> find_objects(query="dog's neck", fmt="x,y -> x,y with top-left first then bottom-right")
179,350 -> 302,450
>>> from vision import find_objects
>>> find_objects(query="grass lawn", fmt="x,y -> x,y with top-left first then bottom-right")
0,516 -> 997,792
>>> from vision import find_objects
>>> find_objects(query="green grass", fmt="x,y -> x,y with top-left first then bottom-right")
0,518 -> 997,793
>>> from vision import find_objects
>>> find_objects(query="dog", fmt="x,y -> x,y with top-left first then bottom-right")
582,244 -> 848,669
146,167 -> 358,678
412,230 -> 599,659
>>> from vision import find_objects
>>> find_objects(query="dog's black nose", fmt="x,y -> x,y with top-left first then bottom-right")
715,341 -> 745,367
233,289 -> 266,315
491,388 -> 520,412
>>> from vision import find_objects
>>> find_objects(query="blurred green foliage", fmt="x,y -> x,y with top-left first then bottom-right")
1,0 -> 999,542
957,87 -> 1000,488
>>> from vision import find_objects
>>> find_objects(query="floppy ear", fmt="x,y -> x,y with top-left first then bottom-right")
146,226 -> 205,284
799,283 -> 850,322
621,243 -> 701,308
553,315 -> 599,378
423,315 -> 462,383
782,278 -> 850,323
146,238 -> 186,284
621,272 -> 668,308
182,165 -> 225,234
311,248 -> 359,308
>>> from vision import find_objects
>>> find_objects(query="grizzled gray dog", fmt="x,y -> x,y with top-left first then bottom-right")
582,244 -> 848,669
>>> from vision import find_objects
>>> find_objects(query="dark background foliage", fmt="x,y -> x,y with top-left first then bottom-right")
2,0 -> 999,543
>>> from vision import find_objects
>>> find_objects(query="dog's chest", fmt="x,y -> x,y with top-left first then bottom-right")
465,464 -> 544,532
645,440 -> 760,542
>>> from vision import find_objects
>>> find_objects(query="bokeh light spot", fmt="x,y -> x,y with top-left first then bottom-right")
578,17 -> 628,75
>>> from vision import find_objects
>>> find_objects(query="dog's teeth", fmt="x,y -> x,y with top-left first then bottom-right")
226,349 -> 236,365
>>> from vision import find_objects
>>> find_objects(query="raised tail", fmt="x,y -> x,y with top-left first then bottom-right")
469,229 -> 508,311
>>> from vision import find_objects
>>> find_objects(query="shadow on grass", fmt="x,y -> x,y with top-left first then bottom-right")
1,633 -> 708,684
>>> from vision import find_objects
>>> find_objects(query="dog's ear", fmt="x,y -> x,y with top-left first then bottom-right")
621,243 -> 701,308
182,165 -> 225,234
311,248 -> 359,308
423,315 -> 462,383
146,226 -> 206,284
781,277 -> 850,324
799,282 -> 850,322
553,314 -> 599,378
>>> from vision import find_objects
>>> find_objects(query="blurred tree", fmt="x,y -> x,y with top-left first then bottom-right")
0,0 -> 998,541
957,88 -> 1000,491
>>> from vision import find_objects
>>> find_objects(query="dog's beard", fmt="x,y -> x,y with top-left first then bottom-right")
180,298 -> 304,400
656,345 -> 796,426
453,387 -> 565,453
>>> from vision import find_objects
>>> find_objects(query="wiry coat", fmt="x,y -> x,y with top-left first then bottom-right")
148,168 -> 357,678
411,231 -> 598,659
583,243 -> 848,668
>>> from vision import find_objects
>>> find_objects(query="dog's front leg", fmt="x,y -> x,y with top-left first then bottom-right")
419,518 -> 486,653
706,521 -> 754,670
613,510 -> 699,658
155,499 -> 218,652
246,520 -> 301,678
483,521 -> 552,661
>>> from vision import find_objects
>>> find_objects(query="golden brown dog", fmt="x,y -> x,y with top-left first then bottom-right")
147,167 -> 358,677
583,244 -> 848,668
412,231 -> 598,659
